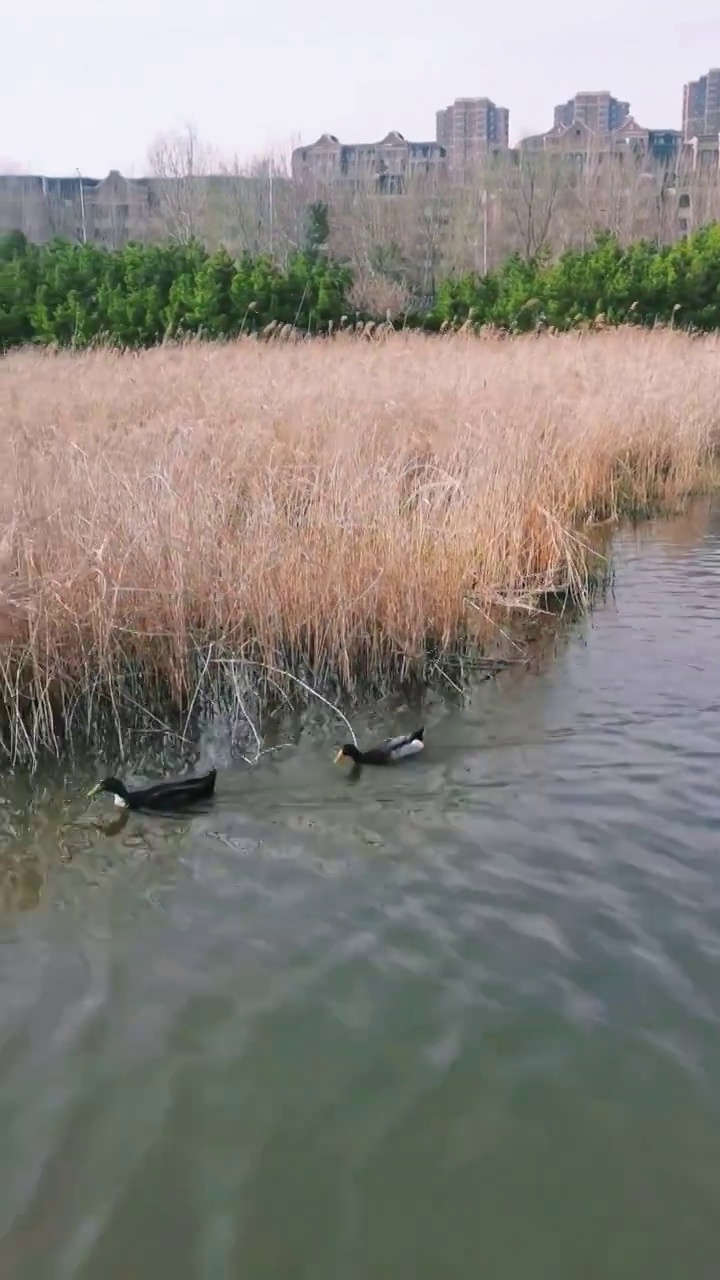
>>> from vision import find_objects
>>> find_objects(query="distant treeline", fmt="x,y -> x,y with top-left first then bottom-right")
3,222 -> 720,350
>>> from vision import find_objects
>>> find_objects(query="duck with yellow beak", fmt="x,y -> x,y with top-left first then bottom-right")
334,727 -> 424,768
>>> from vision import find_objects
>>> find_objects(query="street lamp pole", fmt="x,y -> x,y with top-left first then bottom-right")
76,168 -> 87,243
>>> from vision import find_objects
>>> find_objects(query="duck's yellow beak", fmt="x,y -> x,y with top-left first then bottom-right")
87,783 -> 101,798
334,749 -> 344,764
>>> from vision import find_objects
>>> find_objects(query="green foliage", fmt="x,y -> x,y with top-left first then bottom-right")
4,224 -> 720,352
304,201 -> 330,260
0,236 -> 352,350
0,229 -> 29,261
427,228 -> 720,332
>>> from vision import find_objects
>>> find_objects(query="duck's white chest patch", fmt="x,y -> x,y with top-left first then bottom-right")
114,793 -> 129,808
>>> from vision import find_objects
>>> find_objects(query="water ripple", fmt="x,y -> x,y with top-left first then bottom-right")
3,508 -> 720,1276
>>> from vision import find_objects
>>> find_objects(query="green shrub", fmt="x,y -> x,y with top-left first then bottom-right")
3,225 -> 720,351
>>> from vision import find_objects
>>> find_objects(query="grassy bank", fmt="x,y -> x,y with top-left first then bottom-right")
1,328 -> 718,763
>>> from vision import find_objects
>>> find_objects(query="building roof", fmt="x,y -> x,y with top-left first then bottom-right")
301,131 -> 443,152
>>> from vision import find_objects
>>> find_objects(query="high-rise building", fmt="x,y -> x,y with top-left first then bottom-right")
553,91 -> 630,133
682,69 -> 720,139
435,97 -> 510,182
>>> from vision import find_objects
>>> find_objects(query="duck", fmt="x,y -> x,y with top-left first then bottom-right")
87,768 -> 217,812
334,727 -> 424,767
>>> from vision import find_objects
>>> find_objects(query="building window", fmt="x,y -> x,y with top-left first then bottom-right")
678,193 -> 690,208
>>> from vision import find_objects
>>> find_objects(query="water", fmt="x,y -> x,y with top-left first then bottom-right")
2,503 -> 720,1279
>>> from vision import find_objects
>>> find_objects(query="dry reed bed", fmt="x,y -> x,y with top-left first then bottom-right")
0,328 -> 718,752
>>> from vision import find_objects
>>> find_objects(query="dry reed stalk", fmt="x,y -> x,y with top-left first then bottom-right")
0,327 -> 718,760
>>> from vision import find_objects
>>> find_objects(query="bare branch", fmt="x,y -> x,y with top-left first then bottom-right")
147,125 -> 216,243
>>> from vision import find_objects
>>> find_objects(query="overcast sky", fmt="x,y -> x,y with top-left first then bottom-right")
2,0 -> 719,176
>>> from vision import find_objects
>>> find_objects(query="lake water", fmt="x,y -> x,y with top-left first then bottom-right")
1,503 -> 720,1279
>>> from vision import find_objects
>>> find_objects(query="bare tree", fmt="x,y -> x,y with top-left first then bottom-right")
213,152 -> 306,263
678,165 -> 720,233
147,125 -> 216,243
328,179 -> 403,275
136,126 -> 720,285
496,150 -> 565,259
324,166 -> 450,303
561,142 -> 617,249
440,160 -> 508,275
402,169 -> 451,297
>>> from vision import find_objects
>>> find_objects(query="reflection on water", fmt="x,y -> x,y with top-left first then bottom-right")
1,502 -> 720,1280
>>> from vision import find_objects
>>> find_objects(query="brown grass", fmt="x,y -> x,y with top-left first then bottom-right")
0,327 -> 718,761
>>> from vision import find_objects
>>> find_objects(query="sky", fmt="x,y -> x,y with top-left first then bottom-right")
2,0 -> 720,177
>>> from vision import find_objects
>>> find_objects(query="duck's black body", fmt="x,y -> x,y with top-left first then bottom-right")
87,768 -> 217,812
335,727 -> 424,767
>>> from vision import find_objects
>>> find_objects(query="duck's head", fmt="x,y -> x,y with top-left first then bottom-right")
87,777 -> 130,807
334,744 -> 362,765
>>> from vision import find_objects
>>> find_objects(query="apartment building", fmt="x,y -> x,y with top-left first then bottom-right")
520,114 -> 683,166
553,91 -> 630,133
519,89 -> 687,168
682,68 -> 720,140
0,168 -> 291,246
0,170 -> 154,244
435,98 -> 510,182
291,132 -> 446,192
